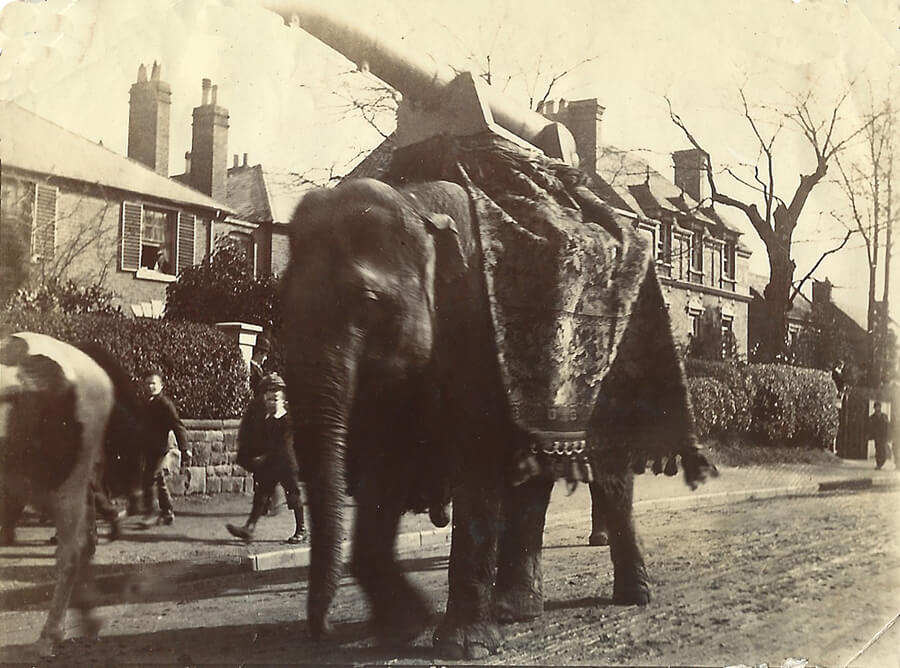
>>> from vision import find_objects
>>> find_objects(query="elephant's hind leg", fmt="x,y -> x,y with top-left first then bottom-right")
590,474 -> 650,605
494,476 -> 553,622
350,469 -> 431,644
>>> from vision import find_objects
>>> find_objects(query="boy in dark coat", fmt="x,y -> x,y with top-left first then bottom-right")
137,369 -> 190,525
227,373 -> 306,543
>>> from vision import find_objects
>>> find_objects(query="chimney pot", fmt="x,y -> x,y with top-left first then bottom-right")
151,61 -> 160,81
185,151 -> 192,173
242,152 -> 248,166
211,85 -> 218,105
201,78 -> 211,105
233,154 -> 239,168
137,63 -> 148,83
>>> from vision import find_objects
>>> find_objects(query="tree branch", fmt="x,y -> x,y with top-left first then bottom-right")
790,229 -> 854,302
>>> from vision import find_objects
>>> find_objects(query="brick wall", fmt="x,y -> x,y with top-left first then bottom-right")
167,419 -> 253,496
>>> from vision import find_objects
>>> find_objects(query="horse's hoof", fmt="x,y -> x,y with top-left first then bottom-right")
35,636 -> 58,658
79,613 -> 103,639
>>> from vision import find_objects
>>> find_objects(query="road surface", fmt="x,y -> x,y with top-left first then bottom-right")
2,488 -> 898,666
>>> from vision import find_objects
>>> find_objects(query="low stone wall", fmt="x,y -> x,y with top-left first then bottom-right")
168,419 -> 252,496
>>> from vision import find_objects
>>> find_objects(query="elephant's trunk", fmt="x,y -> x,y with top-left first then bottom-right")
286,337 -> 362,640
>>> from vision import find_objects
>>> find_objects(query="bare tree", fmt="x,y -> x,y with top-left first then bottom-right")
0,174 -> 120,304
835,89 -> 898,384
667,88 -> 879,362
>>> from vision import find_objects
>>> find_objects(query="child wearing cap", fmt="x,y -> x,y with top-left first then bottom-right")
227,373 -> 306,543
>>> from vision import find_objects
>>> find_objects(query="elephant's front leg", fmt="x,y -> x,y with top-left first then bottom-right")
591,473 -> 650,605
432,480 -> 503,659
494,476 -> 554,622
350,466 -> 432,643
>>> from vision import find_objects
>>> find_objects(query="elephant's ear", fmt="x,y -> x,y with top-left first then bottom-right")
423,212 -> 468,283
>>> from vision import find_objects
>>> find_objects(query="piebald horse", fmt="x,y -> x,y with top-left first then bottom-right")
0,332 -> 117,656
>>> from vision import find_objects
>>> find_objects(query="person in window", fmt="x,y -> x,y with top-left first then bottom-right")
153,247 -> 171,274
227,373 -> 306,543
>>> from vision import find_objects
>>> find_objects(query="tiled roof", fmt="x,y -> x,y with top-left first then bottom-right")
342,137 -> 396,181
748,272 -> 864,330
225,165 -> 273,223
0,101 -> 232,213
592,146 -> 742,235
172,163 -> 309,225
343,136 -> 747,249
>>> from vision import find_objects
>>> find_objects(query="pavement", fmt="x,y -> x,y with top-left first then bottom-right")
1,457 -> 898,609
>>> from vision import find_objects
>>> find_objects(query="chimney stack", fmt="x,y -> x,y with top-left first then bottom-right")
672,148 -> 710,205
540,98 -> 604,173
189,78 -> 229,202
812,279 -> 833,305
127,61 -> 171,176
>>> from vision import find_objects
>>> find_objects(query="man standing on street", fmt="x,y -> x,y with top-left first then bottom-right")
867,401 -> 893,470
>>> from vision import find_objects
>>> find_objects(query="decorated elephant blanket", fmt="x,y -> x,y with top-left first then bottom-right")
387,133 -> 712,488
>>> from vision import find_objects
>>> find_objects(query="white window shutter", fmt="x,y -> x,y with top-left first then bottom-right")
176,212 -> 196,273
32,183 -> 57,260
120,202 -> 143,271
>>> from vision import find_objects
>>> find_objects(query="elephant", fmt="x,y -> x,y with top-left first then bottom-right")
280,135 -> 714,659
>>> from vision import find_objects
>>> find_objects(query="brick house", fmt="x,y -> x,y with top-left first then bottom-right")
540,99 -> 752,356
0,94 -> 233,317
1,64 -> 302,315
170,78 -> 299,279
751,275 -> 868,377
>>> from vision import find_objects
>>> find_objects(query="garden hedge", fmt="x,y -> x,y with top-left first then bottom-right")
685,358 -> 839,450
1,310 -> 250,419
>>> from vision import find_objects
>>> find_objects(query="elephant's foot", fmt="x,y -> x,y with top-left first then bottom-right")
588,531 -> 609,547
432,616 -> 502,660
612,564 -> 651,605
493,585 -> 543,623
370,582 -> 432,645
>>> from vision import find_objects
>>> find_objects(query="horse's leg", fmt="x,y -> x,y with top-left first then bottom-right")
0,490 -> 27,546
37,480 -> 90,656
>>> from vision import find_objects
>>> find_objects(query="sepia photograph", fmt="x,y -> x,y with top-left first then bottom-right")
0,0 -> 898,665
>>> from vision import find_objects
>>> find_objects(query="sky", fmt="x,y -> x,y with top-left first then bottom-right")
1,0 -> 898,323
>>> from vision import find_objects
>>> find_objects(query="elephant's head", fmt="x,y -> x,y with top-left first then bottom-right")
280,177 -> 468,638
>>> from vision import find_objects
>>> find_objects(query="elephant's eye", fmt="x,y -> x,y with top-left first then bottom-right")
353,287 -> 385,324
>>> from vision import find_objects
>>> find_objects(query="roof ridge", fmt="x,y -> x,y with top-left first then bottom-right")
1,101 -> 233,213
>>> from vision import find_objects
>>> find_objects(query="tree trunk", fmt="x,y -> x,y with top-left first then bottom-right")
759,247 -> 794,363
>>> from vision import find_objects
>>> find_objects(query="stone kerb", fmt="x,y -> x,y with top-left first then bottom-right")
168,418 -> 253,496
